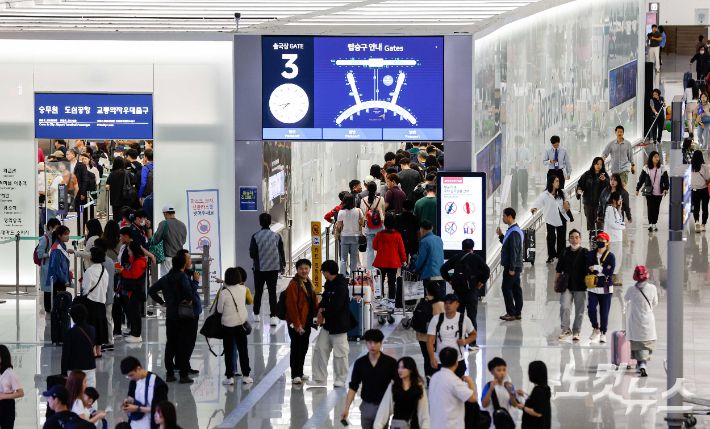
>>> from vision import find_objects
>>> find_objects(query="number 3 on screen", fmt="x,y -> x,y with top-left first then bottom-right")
281,54 -> 298,79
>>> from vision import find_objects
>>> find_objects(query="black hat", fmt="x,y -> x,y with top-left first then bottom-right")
443,293 -> 459,303
42,385 -> 69,404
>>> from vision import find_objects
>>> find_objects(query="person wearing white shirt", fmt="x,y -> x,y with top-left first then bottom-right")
337,194 -> 364,275
603,192 -> 625,286
428,347 -> 477,429
512,136 -> 532,208
427,294 -> 476,378
624,266 -> 658,377
80,247 -> 109,357
543,135 -> 572,189
480,357 -> 519,429
531,175 -> 570,264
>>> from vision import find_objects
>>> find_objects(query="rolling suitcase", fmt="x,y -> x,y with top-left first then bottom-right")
347,270 -> 369,341
45,374 -> 66,418
523,227 -> 535,265
684,71 -> 693,89
50,292 -> 72,345
611,330 -> 637,369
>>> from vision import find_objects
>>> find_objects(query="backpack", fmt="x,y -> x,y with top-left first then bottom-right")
86,170 -> 97,193
452,253 -> 475,292
122,170 -> 138,201
411,299 -> 434,333
142,164 -> 153,197
363,197 -> 383,228
276,289 -> 288,320
434,313 -> 465,352
411,183 -> 426,202
395,213 -> 417,249
33,233 -> 51,266
488,383 -> 516,429
54,414 -> 96,429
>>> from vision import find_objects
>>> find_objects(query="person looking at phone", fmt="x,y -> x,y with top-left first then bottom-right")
120,356 -> 168,429
576,157 -> 609,233
481,357 -> 520,427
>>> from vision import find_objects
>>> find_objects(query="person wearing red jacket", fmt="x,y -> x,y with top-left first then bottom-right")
116,241 -> 148,343
372,215 -> 407,300
324,191 -> 348,223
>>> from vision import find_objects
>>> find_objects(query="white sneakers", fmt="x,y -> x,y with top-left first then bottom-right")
270,316 -> 279,326
253,314 -> 261,322
572,332 -> 580,341
123,327 -> 131,335
125,336 -> 142,343
600,333 -> 607,343
242,376 -> 254,384
292,377 -> 302,385
306,380 -> 326,387
222,378 -> 234,385
333,381 -> 346,388
469,344 -> 480,352
696,222 -> 701,233
590,329 -> 601,342
559,329 -> 572,340
301,375 -> 310,381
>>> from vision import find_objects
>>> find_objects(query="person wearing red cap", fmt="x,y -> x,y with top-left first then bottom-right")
586,232 -> 615,343
624,266 -> 658,377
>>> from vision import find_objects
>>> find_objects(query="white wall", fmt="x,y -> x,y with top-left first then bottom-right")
648,0 -> 710,26
0,36 -> 235,286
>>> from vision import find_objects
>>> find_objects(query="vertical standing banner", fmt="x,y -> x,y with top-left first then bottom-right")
186,189 -> 222,296
311,221 -> 322,293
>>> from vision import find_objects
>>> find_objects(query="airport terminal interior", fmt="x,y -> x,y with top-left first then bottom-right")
2,0 -> 710,428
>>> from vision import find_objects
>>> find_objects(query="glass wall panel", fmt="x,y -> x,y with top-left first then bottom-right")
474,0 -> 641,253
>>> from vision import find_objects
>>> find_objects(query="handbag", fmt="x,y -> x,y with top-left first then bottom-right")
148,220 -> 168,264
556,249 -> 582,293
490,386 -> 516,429
200,288 -> 225,356
390,405 -> 416,429
226,288 -> 252,335
585,251 -> 610,289
640,169 -> 658,197
74,266 -> 105,308
178,302 -> 194,319
358,234 -> 367,252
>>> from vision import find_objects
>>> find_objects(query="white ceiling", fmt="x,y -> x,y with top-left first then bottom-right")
0,0 -> 542,33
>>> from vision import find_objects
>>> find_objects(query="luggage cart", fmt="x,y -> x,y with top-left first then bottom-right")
663,360 -> 710,428
368,268 -> 397,326
394,270 -> 423,329
348,270 -> 374,340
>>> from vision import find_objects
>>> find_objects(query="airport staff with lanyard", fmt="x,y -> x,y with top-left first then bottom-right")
543,135 -> 572,190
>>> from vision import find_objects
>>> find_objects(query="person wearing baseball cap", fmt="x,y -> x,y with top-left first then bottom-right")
154,204 -> 187,277
586,231 -> 616,343
42,385 -> 81,428
426,293 -> 477,378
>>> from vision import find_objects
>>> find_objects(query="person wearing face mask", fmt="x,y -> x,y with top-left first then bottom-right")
684,79 -> 700,140
554,230 -> 589,341
696,93 -> 710,149
690,47 -> 709,81
603,193 -> 625,286
586,232 -> 615,343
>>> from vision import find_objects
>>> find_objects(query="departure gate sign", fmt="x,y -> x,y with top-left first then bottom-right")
35,93 -> 153,139
262,36 -> 444,141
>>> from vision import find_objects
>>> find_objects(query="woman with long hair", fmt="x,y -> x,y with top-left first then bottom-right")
154,401 -> 181,429
45,225 -> 75,298
635,151 -> 669,232
597,173 -> 632,228
516,361 -> 552,429
696,92 -> 710,149
285,259 -> 319,384
576,157 -> 609,232
105,157 -> 135,220
0,345 -> 24,429
75,218 -> 103,266
361,182 -> 387,270
67,370 -> 106,423
116,241 -> 147,343
102,219 -> 122,261
416,282 -> 444,382
373,356 -> 430,429
691,150 -> 710,231
81,247 -> 110,356
685,79 -> 700,140
531,175 -> 570,263
603,192 -> 626,286
218,267 -> 253,386
337,194 -> 363,275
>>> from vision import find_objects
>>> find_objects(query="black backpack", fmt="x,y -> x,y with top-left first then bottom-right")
54,414 -> 96,429
122,170 -> 138,201
276,290 -> 288,320
488,382 -> 516,429
395,214 -> 417,249
434,313 -> 465,352
411,299 -> 434,333
452,253 -> 475,292
142,164 -> 153,197
86,170 -> 97,193
411,183 -> 426,202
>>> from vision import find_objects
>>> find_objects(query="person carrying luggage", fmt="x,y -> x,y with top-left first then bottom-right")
372,215 -> 407,301
439,238 -> 490,350
587,232 -> 616,343
284,259 -> 319,385
61,305 -> 97,387
120,356 -> 169,429
217,267 -> 253,386
624,266 -> 658,377
361,182 -> 387,270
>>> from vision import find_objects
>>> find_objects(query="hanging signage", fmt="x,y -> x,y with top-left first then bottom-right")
239,186 -> 258,211
186,189 -> 222,295
0,166 -> 32,240
35,93 -> 153,139
311,221 -> 322,293
438,172 -> 487,260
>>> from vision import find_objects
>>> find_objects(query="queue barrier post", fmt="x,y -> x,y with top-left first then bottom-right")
8,234 -> 28,296
202,244 -> 210,308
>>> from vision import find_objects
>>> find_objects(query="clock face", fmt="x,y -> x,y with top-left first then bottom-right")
269,83 -> 309,124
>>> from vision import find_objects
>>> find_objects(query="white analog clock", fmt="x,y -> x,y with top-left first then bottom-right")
269,83 -> 309,124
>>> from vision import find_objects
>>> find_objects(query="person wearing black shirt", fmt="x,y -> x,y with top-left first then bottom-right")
61,305 -> 97,387
554,230 -> 589,342
394,200 -> 421,260
648,24 -> 662,74
42,385 -> 82,429
516,361 -> 552,429
439,238 -> 490,348
341,329 -> 398,429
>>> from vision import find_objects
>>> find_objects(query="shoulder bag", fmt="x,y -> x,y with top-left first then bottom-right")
490,385 -> 516,429
640,169 -> 656,197
200,287 -> 225,356
636,285 -> 653,310
149,220 -> 168,264
390,404 -> 416,429
73,266 -> 105,308
128,372 -> 153,421
585,251 -> 610,288
226,288 -> 252,335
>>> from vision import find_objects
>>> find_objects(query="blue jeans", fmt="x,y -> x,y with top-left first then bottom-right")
232,343 -> 240,374
587,292 -> 612,333
364,226 -> 383,270
340,236 -> 358,275
699,123 -> 710,149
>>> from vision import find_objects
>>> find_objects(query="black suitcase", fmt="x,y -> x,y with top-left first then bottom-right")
50,292 -> 72,345
523,227 -> 535,265
45,374 -> 66,418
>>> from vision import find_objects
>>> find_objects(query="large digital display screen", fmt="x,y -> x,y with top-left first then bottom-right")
609,61 -> 637,108
268,170 -> 285,200
438,172 -> 487,259
35,93 -> 153,139
262,36 -> 444,141
476,132 -> 502,199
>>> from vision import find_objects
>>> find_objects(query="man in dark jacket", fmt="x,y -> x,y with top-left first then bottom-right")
42,386 -> 83,429
440,238 -> 490,349
61,304 -> 97,386
68,148 -> 91,223
398,158 -> 421,199
309,260 -> 350,387
395,200 -> 421,260
555,229 -> 589,341
121,356 -> 168,429
178,249 -> 202,374
147,253 -> 195,383
496,207 -> 524,321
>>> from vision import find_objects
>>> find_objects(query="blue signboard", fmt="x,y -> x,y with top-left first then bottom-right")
262,36 -> 444,141
239,186 -> 258,211
35,93 -> 153,139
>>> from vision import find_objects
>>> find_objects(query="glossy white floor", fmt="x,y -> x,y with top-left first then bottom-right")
2,58 -> 709,428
